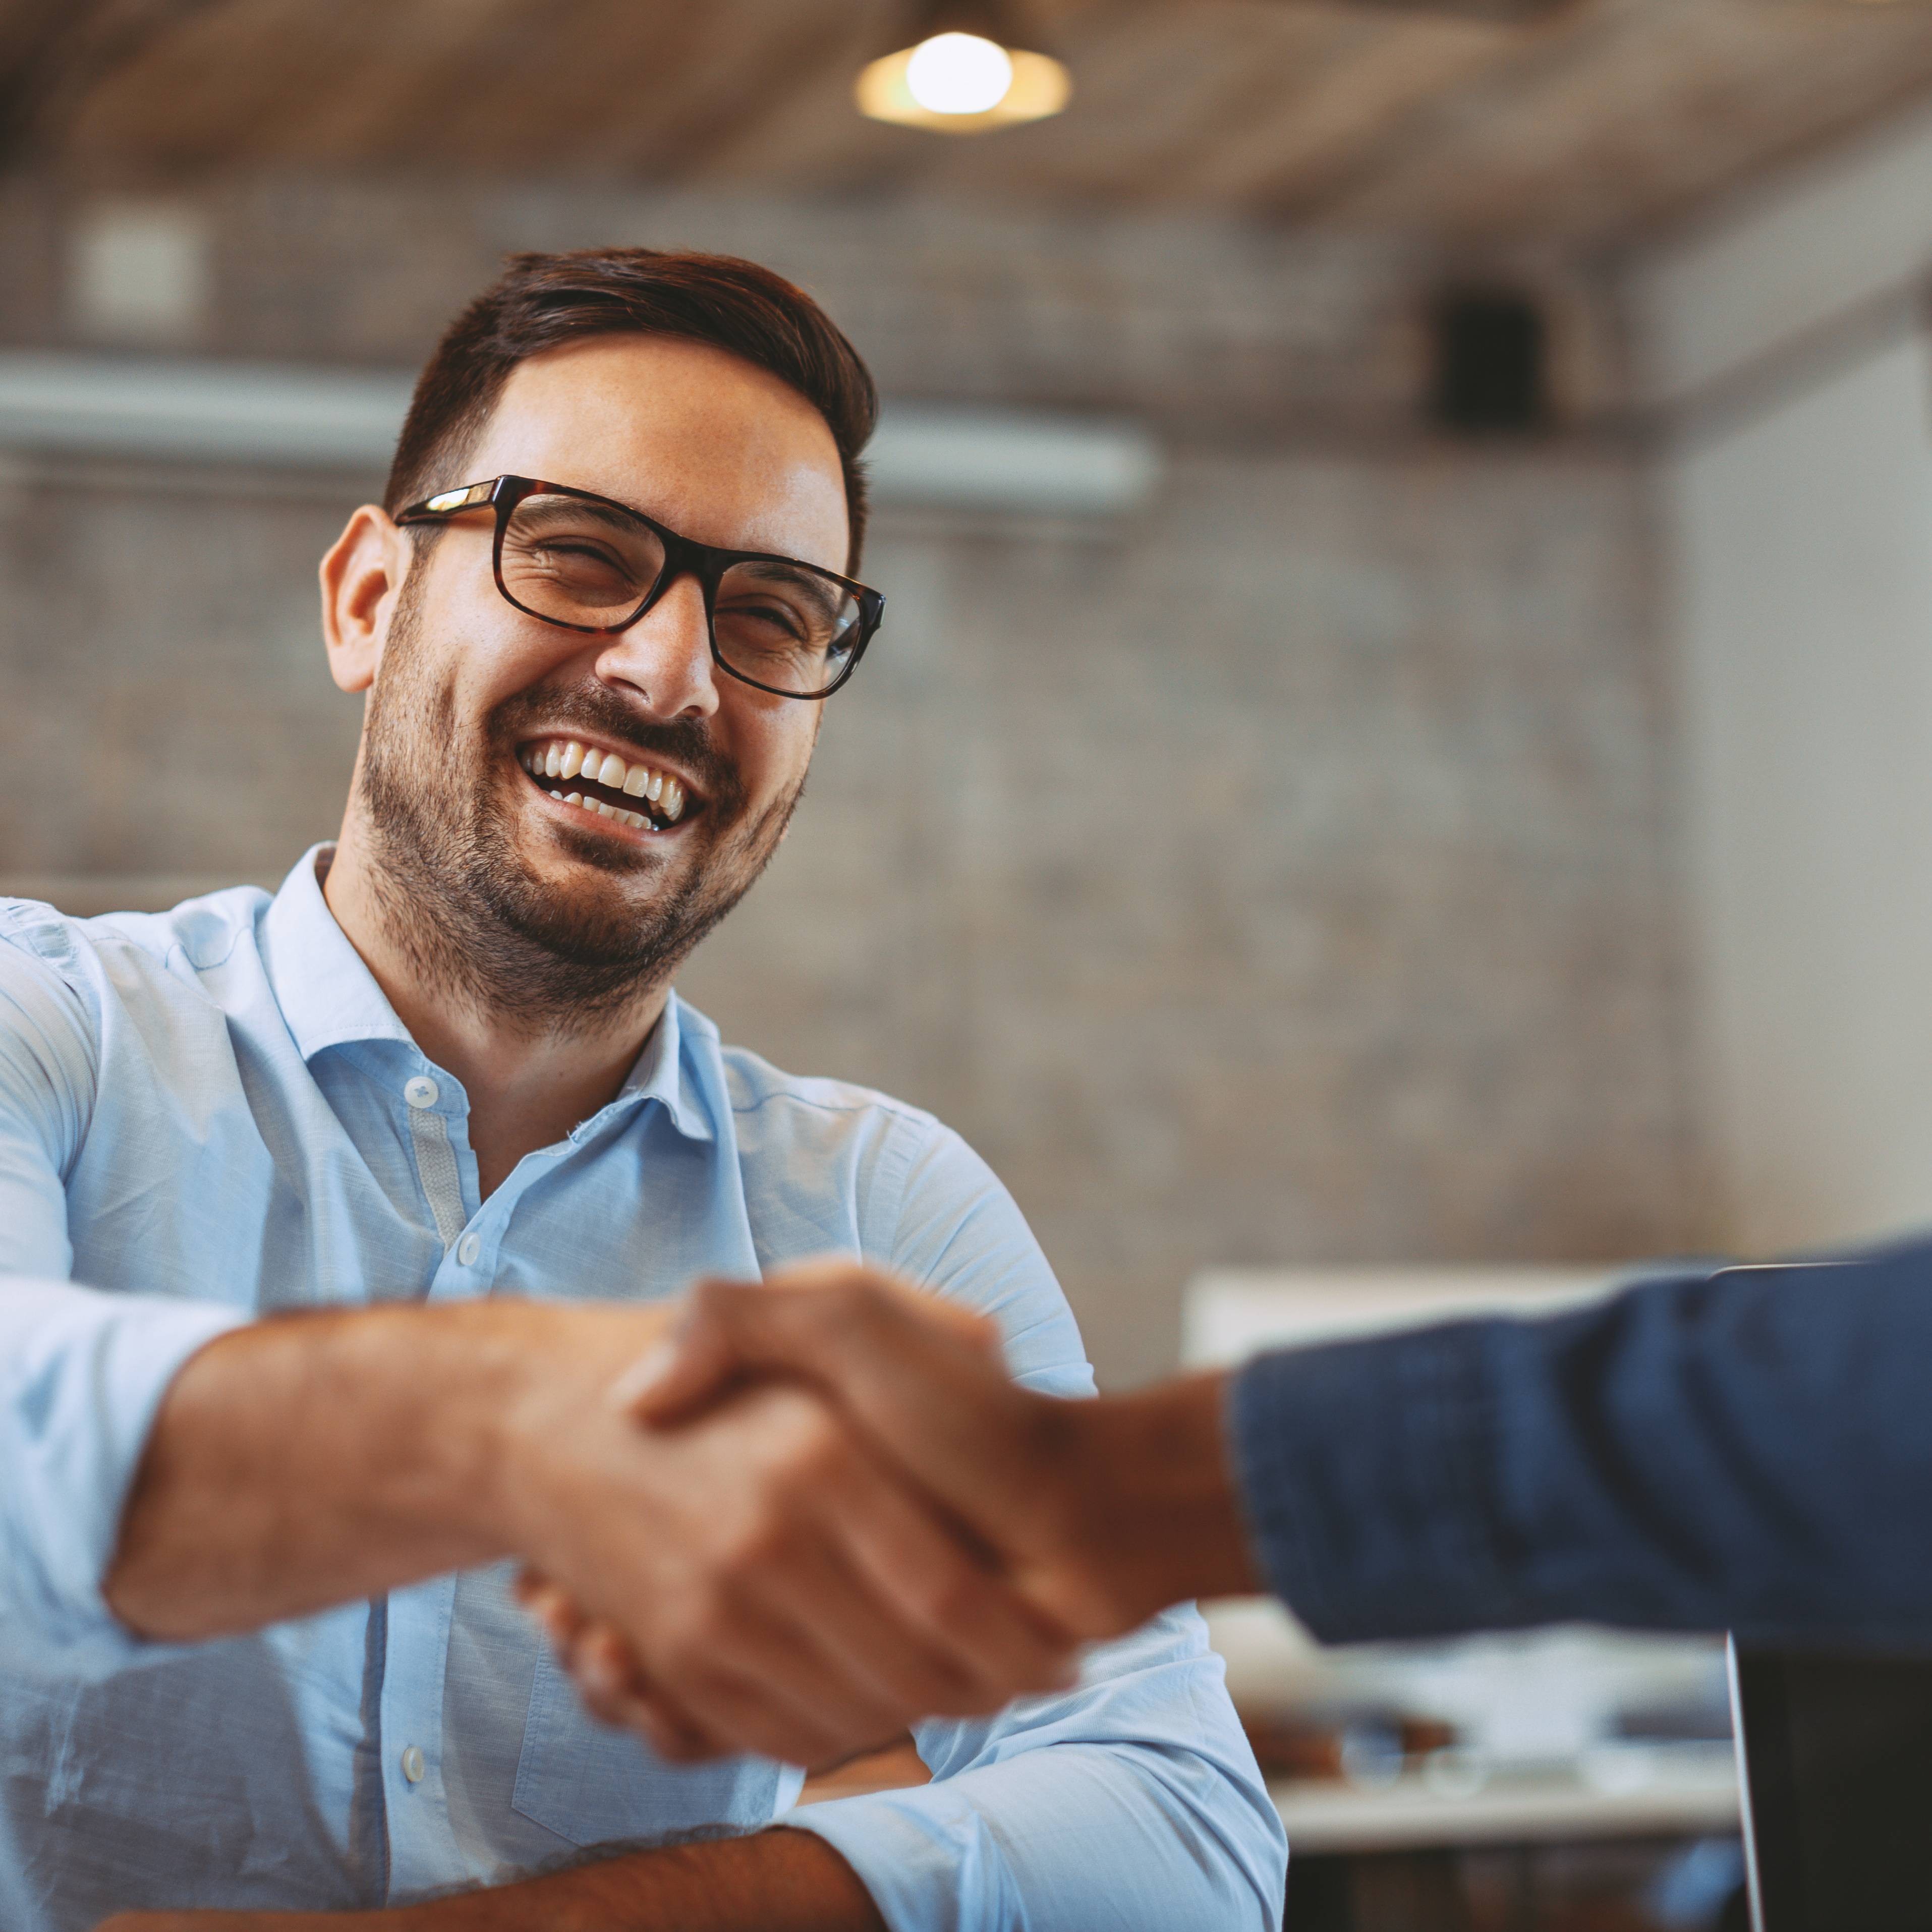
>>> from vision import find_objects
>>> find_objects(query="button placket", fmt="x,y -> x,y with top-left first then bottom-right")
380,1574 -> 462,1898
402,1069 -> 468,1255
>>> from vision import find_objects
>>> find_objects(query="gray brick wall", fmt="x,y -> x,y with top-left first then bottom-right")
0,176 -> 1695,1384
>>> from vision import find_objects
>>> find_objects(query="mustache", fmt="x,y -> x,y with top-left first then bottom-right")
490,684 -> 744,810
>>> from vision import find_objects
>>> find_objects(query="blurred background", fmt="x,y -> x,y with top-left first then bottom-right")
10,1 -> 1932,1921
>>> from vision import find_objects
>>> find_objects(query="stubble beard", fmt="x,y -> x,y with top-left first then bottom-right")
353,574 -> 805,1032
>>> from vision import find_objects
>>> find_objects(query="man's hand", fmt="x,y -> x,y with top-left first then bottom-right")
530,1263 -> 1263,1750
104,1297 -> 1074,1774
499,1362 -> 1075,1767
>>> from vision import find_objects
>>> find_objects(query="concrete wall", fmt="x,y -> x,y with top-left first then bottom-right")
0,177 -> 1699,1384
1631,108 -> 1932,1258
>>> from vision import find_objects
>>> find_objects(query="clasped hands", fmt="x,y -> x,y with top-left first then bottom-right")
513,1261 -> 1245,1770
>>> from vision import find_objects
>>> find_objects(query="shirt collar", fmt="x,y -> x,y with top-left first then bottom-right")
261,844 -> 415,1060
611,987 -> 716,1143
259,842 -> 715,1143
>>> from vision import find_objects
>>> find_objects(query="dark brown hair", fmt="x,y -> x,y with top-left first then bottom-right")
384,248 -> 878,567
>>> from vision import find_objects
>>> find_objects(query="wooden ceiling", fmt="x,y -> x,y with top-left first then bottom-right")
14,0 -> 1932,244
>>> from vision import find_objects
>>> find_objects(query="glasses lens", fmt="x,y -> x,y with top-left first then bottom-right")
713,559 -> 863,695
500,493 -> 665,628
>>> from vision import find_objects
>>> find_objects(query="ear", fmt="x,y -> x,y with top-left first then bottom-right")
321,506 -> 415,695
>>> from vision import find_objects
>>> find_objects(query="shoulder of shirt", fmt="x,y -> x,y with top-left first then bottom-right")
678,1004 -> 952,1154
0,884 -> 272,990
708,1034 -> 948,1141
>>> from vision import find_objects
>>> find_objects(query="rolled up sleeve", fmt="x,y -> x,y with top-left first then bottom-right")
799,1114 -> 1286,1929
788,1612 -> 1286,1932
0,928 -> 248,1677
1,1278 -> 246,1675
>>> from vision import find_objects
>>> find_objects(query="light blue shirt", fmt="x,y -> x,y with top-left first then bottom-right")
0,847 -> 1285,1932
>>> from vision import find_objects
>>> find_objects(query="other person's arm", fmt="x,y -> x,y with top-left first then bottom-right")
621,1244 -> 1932,1656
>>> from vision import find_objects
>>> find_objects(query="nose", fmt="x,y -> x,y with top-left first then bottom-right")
593,571 -> 719,721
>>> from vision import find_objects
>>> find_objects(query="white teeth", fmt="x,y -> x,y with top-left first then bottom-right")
526,741 -> 684,828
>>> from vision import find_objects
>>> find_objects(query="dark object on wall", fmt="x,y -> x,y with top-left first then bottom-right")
1431,290 -> 1548,435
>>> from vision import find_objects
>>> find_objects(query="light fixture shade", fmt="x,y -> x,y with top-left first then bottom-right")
856,41 -> 1070,133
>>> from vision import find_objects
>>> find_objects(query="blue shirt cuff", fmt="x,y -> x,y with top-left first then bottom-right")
1228,1323 -> 1525,1643
0,1278 -> 249,1674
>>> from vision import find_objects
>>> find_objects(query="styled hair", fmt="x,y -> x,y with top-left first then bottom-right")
384,248 -> 878,567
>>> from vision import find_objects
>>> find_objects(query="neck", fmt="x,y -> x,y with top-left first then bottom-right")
321,828 -> 670,1197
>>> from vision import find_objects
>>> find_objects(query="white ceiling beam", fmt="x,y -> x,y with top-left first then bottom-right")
0,352 -> 1162,517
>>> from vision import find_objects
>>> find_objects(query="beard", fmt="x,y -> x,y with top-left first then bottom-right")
353,574 -> 805,1031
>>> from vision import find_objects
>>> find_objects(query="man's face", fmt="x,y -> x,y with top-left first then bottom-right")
353,334 -> 851,1010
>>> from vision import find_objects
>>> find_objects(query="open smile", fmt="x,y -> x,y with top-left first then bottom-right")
516,737 -> 696,835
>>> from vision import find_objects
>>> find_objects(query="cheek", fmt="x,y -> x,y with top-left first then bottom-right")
736,707 -> 818,803
430,596 -> 576,722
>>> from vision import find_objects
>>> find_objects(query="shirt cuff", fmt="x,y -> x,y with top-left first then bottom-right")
1,1278 -> 250,1673
1227,1322 -> 1523,1644
785,1782 -> 1018,1932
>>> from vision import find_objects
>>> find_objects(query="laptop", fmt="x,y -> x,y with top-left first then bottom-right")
1730,1640 -> 1932,1931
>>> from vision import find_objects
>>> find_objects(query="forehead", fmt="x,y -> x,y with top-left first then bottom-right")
464,334 -> 851,572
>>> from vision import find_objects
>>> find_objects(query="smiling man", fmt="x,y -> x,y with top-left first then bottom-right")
0,250 -> 1284,1932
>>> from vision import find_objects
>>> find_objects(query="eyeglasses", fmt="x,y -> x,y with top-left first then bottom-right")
395,474 -> 884,701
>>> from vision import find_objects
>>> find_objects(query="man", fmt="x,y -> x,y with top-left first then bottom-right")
529,1240 -> 1932,1753
0,249 -> 1285,1930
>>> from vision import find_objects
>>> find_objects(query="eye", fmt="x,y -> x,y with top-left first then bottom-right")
721,596 -> 810,643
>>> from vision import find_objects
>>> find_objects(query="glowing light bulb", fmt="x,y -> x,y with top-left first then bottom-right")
903,32 -> 1014,115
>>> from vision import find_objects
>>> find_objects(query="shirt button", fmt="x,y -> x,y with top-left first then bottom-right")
401,1744 -> 426,1784
404,1075 -> 439,1110
457,1232 -> 481,1267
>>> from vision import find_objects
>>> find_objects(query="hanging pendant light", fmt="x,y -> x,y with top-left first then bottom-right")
856,2 -> 1070,135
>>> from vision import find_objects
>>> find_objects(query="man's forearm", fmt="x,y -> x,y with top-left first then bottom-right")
95,1827 -> 886,1932
104,1299 -> 671,1640
391,1830 -> 883,1932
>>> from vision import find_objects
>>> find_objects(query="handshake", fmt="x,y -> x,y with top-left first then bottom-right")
504,1261 -> 1261,1770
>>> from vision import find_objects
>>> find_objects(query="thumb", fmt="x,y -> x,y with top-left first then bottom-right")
629,1267 -> 1046,1536
607,1286 -> 752,1420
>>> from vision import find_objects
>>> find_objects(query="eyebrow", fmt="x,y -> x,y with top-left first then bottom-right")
727,558 -> 844,610
518,496 -> 646,538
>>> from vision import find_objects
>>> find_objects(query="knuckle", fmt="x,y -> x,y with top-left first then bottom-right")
915,1564 -> 988,1634
660,1584 -> 740,1665
822,1276 -> 878,1337
717,1518 -> 793,1590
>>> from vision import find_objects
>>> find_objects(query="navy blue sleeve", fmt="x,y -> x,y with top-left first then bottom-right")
1229,1241 -> 1932,1648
